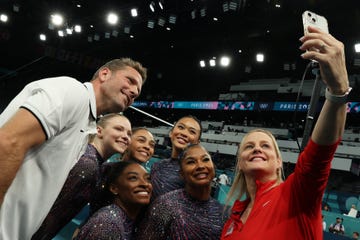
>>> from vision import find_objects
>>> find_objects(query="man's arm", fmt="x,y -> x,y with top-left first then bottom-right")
0,108 -> 46,206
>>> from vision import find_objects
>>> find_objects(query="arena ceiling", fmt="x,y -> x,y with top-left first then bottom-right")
0,0 -> 360,101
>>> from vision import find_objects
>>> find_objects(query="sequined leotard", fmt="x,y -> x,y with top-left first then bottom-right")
136,189 -> 225,240
76,204 -> 134,240
150,158 -> 185,199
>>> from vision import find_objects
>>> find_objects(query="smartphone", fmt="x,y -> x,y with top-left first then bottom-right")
302,10 -> 329,35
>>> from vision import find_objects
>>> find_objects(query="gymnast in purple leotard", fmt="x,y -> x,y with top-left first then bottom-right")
76,161 -> 152,240
150,115 -> 202,200
136,143 -> 226,240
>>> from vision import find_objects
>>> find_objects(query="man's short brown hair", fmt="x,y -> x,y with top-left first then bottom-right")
92,58 -> 147,84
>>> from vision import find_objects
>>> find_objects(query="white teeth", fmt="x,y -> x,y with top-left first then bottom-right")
136,191 -> 149,196
138,151 -> 148,156
196,173 -> 207,179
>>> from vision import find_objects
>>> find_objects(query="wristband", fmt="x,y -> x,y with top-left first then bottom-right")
325,87 -> 352,104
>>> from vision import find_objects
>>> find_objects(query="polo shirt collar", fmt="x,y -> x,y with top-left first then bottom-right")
83,82 -> 97,119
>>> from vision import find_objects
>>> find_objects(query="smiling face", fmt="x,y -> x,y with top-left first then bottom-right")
238,131 -> 282,180
100,66 -> 143,112
169,117 -> 201,152
180,145 -> 215,187
126,129 -> 155,163
110,163 -> 152,206
97,115 -> 132,158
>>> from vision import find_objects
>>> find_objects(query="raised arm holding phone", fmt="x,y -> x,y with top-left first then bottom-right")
221,13 -> 350,240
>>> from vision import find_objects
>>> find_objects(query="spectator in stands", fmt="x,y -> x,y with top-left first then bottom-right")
32,113 -> 132,240
218,171 -> 230,185
221,26 -> 351,239
122,127 -> 156,165
322,215 -> 326,231
323,203 -> 331,212
344,204 -> 358,218
0,58 -> 146,239
329,217 -> 345,235
75,161 -> 152,240
352,231 -> 359,240
211,177 -> 221,198
150,115 -> 202,199
136,144 -> 225,239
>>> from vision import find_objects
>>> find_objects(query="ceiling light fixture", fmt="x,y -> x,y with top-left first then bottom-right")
39,34 -> 46,41
58,30 -> 64,37
51,14 -> 64,26
147,20 -> 155,28
112,30 -> 119,37
191,10 -> 196,19
256,53 -> 264,62
355,43 -> 360,53
220,56 -> 231,67
74,25 -> 81,33
158,1 -> 164,10
200,8 -> 206,17
149,2 -> 155,12
124,26 -> 130,34
131,8 -> 138,17
158,17 -> 166,27
107,13 -> 118,25
0,14 -> 8,22
66,28 -> 73,35
229,0 -> 238,11
13,4 -> 20,12
222,2 -> 229,12
169,14 -> 176,24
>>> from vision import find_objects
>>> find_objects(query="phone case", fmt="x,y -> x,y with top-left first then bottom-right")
302,10 -> 329,34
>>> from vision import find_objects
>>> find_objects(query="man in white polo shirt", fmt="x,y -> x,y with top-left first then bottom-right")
0,58 -> 147,240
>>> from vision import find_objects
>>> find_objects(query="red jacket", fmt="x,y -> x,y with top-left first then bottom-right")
221,139 -> 339,240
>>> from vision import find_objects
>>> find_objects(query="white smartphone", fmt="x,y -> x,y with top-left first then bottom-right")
302,10 -> 329,35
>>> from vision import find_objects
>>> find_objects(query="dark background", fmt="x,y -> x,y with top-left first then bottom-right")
1,0 -> 360,103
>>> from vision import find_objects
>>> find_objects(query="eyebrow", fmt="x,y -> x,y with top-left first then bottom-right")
178,123 -> 199,132
185,154 -> 210,160
127,76 -> 141,92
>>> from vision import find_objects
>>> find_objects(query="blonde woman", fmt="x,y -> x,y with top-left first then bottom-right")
221,26 -> 350,239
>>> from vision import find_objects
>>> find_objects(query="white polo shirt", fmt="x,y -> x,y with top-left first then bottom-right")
0,77 -> 97,240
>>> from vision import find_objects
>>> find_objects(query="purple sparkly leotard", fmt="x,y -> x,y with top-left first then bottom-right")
150,158 -> 185,200
76,204 -> 134,240
136,189 -> 225,240
32,144 -> 105,240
